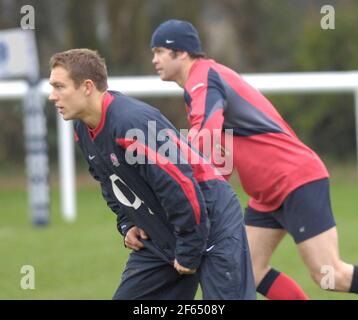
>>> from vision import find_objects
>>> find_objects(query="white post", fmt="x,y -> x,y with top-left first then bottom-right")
57,114 -> 76,222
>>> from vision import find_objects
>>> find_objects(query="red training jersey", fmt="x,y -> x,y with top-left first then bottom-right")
184,59 -> 329,212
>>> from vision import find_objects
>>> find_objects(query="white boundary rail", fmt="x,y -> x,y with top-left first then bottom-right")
1,71 -> 358,222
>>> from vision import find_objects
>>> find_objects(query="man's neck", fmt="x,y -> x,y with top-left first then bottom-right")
83,91 -> 107,129
176,58 -> 197,88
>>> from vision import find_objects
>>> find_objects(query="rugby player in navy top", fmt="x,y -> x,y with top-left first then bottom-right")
48,48 -> 256,300
150,19 -> 358,299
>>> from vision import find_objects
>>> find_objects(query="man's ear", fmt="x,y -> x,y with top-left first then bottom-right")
83,79 -> 95,96
178,51 -> 189,60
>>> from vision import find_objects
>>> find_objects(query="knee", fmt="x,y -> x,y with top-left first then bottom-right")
309,267 -> 326,287
309,263 -> 353,292
309,263 -> 337,288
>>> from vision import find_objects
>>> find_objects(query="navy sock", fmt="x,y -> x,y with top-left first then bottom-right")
349,265 -> 358,294
257,268 -> 280,296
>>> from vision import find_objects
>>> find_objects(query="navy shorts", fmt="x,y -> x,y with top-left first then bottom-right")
244,178 -> 336,244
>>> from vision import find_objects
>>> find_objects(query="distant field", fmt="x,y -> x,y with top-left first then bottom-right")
0,167 -> 357,300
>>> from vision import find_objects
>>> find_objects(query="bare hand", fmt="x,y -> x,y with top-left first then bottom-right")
174,259 -> 197,275
124,227 -> 148,251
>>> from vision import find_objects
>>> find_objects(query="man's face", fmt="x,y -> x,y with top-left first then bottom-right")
151,47 -> 182,81
49,66 -> 87,121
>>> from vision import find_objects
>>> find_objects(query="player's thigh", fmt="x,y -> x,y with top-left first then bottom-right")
200,225 -> 256,300
245,208 -> 287,268
297,227 -> 340,276
113,248 -> 198,300
298,227 -> 354,291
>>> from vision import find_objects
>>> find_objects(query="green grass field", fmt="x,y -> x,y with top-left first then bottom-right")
0,167 -> 357,300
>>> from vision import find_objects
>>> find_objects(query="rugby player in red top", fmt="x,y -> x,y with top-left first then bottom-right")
151,19 -> 358,299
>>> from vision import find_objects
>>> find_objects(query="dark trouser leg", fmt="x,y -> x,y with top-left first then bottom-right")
113,247 -> 198,300
199,224 -> 257,300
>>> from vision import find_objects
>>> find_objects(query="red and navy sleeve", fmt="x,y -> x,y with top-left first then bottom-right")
185,68 -> 226,159
186,69 -> 226,137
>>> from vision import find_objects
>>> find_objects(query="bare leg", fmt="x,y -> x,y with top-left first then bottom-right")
298,227 -> 354,292
246,226 -> 287,286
